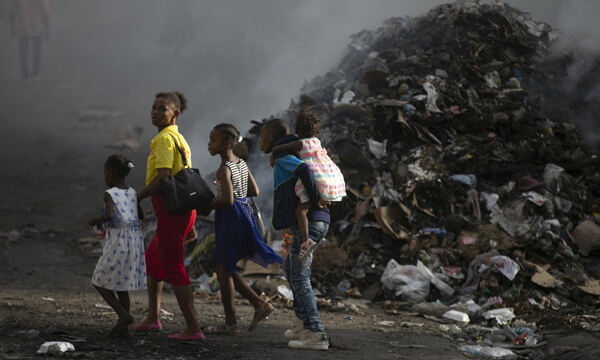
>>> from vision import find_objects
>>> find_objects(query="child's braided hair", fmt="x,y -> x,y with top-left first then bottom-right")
214,123 -> 242,144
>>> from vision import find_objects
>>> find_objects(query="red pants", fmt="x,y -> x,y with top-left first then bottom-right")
145,194 -> 196,286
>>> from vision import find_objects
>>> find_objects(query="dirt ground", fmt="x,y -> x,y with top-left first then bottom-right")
0,231 -> 468,360
1,9 -> 600,360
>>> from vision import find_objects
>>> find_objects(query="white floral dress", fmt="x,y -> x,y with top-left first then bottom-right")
91,187 -> 147,291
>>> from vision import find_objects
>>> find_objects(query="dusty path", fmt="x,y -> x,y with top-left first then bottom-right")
0,233 -> 467,359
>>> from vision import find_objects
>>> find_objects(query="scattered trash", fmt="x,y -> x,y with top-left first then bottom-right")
571,220 -> 600,256
42,297 -> 55,302
380,259 -> 430,301
367,138 -> 388,159
37,341 -> 75,354
411,302 -> 449,318
439,324 -> 461,334
189,2 -> 600,348
483,308 -> 515,325
277,285 -> 294,300
448,174 -> 477,189
443,310 -> 470,324
377,320 -> 395,327
160,308 -> 174,319
459,345 -> 515,358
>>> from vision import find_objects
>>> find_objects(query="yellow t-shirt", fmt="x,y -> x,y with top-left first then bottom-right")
145,125 -> 192,185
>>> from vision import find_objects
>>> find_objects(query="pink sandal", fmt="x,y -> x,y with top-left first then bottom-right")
133,320 -> 163,332
168,331 -> 206,341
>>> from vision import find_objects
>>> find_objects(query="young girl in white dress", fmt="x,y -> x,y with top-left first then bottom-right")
89,154 -> 147,337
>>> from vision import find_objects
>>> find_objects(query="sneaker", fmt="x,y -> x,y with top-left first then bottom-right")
284,319 -> 304,339
288,331 -> 329,350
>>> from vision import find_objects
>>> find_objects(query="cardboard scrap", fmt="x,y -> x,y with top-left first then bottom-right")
578,280 -> 600,296
531,269 -> 557,288
374,207 -> 408,239
522,260 -> 557,288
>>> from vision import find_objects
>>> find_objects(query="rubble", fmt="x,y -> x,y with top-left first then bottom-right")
184,1 -> 600,354
241,0 -> 600,307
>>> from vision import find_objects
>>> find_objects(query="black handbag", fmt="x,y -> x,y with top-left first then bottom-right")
249,198 -> 266,238
160,135 -> 215,213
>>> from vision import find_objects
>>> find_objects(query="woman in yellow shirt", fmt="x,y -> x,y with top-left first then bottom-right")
134,92 -> 204,341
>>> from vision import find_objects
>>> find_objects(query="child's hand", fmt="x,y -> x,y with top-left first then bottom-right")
299,239 -> 316,260
317,198 -> 331,209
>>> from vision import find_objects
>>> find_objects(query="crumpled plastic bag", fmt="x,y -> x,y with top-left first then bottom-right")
37,341 -> 75,354
463,251 -> 520,293
381,259 -> 430,301
459,345 -> 515,358
484,308 -> 515,325
381,260 -> 455,300
416,261 -> 455,296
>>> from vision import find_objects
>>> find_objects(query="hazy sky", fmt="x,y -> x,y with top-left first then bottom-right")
0,0 -> 595,171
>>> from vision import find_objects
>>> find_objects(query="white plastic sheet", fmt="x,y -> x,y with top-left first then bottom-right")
37,342 -> 75,354
381,259 -> 430,301
484,308 -> 515,325
423,81 -> 442,113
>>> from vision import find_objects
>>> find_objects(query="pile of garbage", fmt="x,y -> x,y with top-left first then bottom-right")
238,0 -> 600,321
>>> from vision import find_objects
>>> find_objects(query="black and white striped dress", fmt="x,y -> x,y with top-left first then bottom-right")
215,159 -> 249,199
213,158 -> 283,272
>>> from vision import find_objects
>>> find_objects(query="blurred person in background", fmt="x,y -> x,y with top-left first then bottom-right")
10,0 -> 50,83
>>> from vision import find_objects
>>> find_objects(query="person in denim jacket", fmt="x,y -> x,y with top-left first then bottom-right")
259,118 -> 330,351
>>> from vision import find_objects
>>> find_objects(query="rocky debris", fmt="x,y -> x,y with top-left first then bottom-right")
229,0 -> 600,350
174,2 -> 600,356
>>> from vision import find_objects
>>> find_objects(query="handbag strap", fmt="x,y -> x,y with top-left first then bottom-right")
168,134 -> 190,168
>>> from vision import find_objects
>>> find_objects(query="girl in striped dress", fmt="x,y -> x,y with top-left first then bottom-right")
270,111 -> 346,258
202,123 -> 283,335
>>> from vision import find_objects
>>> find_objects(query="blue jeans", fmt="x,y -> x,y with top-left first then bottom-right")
283,221 -> 329,332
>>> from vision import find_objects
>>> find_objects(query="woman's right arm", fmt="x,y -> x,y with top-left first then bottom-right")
137,168 -> 171,201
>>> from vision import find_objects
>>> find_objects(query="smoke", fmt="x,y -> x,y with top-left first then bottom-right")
553,0 -> 600,53
1,0 -> 596,211
541,0 -> 600,147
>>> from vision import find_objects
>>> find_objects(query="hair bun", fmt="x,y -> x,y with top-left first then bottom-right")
174,91 -> 188,113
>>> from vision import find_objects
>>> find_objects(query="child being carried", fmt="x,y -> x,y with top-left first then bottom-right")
271,111 -> 346,259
